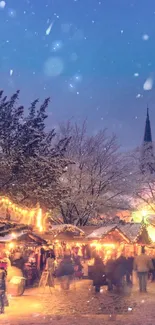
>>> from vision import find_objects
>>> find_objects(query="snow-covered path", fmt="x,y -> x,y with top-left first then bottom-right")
1,280 -> 155,325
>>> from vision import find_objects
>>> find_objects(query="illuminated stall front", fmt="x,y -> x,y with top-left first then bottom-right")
86,225 -> 130,262
42,224 -> 87,257
0,220 -> 47,294
87,222 -> 154,259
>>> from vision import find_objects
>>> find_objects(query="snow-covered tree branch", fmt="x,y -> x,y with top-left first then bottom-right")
58,121 -> 132,225
0,91 -> 70,213
125,146 -> 155,213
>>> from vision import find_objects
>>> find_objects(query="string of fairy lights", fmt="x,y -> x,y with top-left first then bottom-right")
0,196 -> 43,231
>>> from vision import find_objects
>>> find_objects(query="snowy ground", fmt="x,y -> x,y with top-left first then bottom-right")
1,280 -> 155,325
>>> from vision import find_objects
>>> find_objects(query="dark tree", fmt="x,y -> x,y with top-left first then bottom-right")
0,91 -> 70,211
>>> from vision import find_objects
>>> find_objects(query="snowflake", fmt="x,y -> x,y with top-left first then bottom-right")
0,1 -> 5,9
143,77 -> 153,91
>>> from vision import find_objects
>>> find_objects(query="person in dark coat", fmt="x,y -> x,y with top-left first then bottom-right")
105,258 -> 115,291
151,258 -> 155,281
56,254 -> 74,290
0,268 -> 6,314
126,256 -> 134,285
91,255 -> 106,293
112,255 -> 127,291
73,255 -> 83,278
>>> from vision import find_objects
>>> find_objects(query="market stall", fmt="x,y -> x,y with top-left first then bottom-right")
41,224 -> 92,278
86,222 -> 153,258
86,225 -> 130,261
42,224 -> 86,257
0,221 -> 47,295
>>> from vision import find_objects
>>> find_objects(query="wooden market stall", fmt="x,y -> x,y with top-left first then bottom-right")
86,224 -> 130,262
118,222 -> 152,256
41,224 -> 91,259
86,222 -> 153,259
40,222 -> 153,262
0,220 -> 48,294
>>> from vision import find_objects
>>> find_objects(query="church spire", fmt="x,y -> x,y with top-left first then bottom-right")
141,107 -> 155,174
144,106 -> 152,142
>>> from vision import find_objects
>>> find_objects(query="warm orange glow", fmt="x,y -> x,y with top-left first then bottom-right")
147,225 -> 155,242
28,210 -> 35,225
90,242 -> 115,249
0,196 -> 45,230
142,210 -> 147,217
0,196 -> 29,220
8,242 -> 15,249
11,232 -> 16,239
132,207 -> 153,223
36,208 -> 43,232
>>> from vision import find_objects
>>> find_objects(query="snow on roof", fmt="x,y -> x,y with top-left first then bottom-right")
86,223 -> 143,242
49,224 -> 85,237
87,225 -> 118,239
0,231 -> 24,242
118,223 -> 142,242
0,231 -> 47,245
0,221 -> 30,237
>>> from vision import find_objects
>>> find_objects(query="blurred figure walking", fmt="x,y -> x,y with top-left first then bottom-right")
57,253 -> 74,290
0,268 -> 6,314
134,247 -> 154,293
91,255 -> 106,293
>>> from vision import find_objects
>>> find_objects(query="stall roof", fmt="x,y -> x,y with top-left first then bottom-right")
0,219 -> 46,245
79,226 -> 99,237
118,223 -> 142,242
0,230 -> 47,245
87,225 -> 118,239
43,224 -> 85,241
86,223 -> 152,245
0,219 -> 31,237
13,232 -> 47,245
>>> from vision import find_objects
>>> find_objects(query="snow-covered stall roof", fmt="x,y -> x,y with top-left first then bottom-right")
86,223 -> 148,244
118,223 -> 152,244
87,225 -> 118,239
43,224 -> 85,241
0,220 -> 30,237
0,231 -> 47,245
118,223 -> 142,242
0,219 -> 46,245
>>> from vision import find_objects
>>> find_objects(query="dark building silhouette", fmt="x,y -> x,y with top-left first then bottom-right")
144,107 -> 152,142
140,107 -> 155,174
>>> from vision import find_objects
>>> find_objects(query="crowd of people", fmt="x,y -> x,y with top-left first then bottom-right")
91,247 -> 154,293
43,246 -> 155,294
0,245 -> 155,314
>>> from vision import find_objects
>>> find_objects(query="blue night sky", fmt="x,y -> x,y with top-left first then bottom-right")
0,0 -> 155,149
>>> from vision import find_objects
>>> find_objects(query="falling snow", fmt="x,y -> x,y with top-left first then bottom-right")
0,1 -> 5,9
134,73 -> 139,77
10,69 -> 13,76
143,77 -> 153,91
8,8 -> 16,18
51,40 -> 63,52
136,94 -> 141,98
142,34 -> 149,41
44,57 -> 64,77
0,0 -> 154,149
46,21 -> 54,35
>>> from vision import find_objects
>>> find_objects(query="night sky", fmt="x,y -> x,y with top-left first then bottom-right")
0,0 -> 155,149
